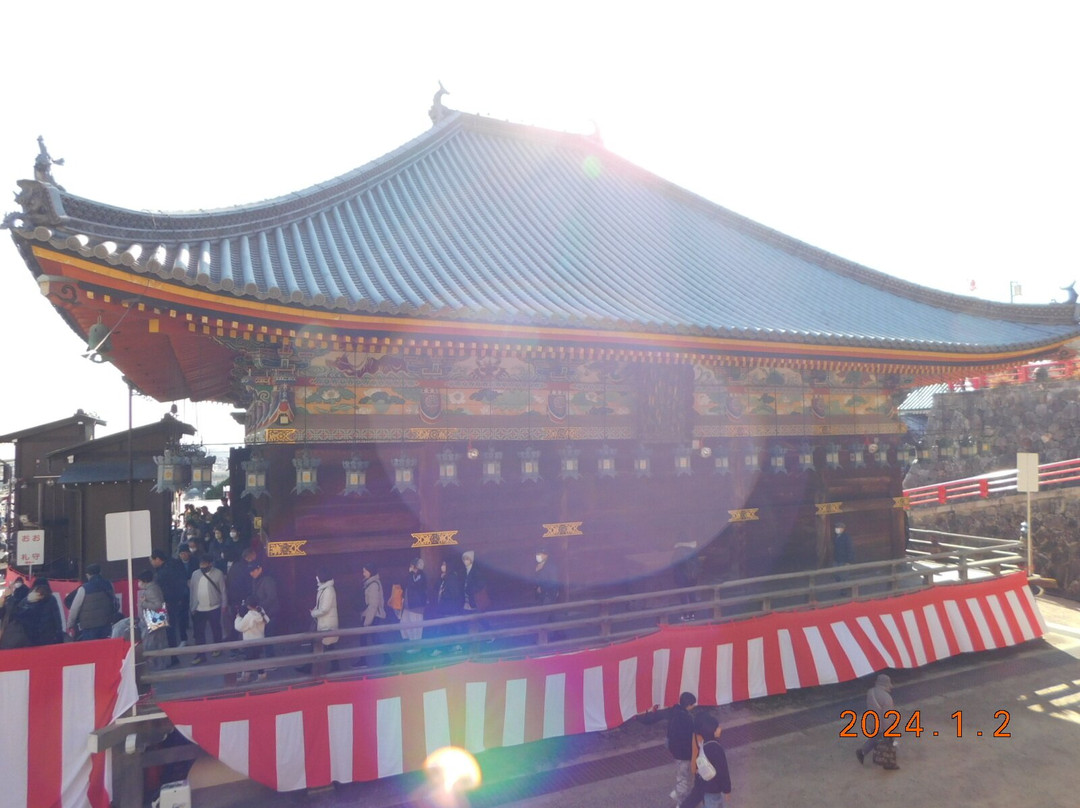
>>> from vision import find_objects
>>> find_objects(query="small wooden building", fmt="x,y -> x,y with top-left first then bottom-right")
8,102 -> 1080,607
1,412 -> 194,578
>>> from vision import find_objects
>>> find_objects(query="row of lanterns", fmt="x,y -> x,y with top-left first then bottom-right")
152,447 -> 216,494
220,439 -> 919,500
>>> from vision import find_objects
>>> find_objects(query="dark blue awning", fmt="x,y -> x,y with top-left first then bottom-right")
58,460 -> 157,485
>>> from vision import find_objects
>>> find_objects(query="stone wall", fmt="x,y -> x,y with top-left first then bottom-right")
904,373 -> 1080,487
904,374 -> 1080,598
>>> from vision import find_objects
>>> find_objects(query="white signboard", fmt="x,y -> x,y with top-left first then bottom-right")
1016,452 -> 1040,493
16,529 -> 45,566
105,510 -> 153,562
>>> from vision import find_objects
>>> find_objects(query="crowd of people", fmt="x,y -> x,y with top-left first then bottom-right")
0,495 -> 576,665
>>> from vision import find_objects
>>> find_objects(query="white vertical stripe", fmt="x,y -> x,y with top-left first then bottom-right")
583,666 -> 607,732
275,711 -> 306,792
679,647 -> 702,701
943,601 -> 974,653
61,663 -> 96,808
922,604 -> 950,660
464,682 -> 487,753
830,622 -> 873,678
218,720 -> 250,777
715,644 -> 733,705
777,629 -> 800,690
502,679 -> 528,747
902,610 -> 927,666
802,626 -> 838,684
855,616 -> 896,668
986,595 -> 1017,646
652,649 -> 671,709
618,657 -> 639,721
116,646 -> 139,722
1019,585 -> 1048,633
964,598 -> 996,650
879,614 -> 913,668
746,637 -> 767,699
0,670 -> 29,808
423,689 -> 451,755
327,704 -> 353,783
376,697 -> 404,777
542,674 -> 566,739
1005,591 -> 1036,641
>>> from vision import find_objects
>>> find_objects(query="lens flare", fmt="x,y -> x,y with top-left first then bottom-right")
582,155 -> 603,178
424,745 -> 481,797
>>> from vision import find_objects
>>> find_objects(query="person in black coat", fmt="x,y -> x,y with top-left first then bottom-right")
151,549 -> 189,649
15,578 -> 65,647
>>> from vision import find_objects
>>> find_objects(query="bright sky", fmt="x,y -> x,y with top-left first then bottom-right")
2,1 -> 1078,456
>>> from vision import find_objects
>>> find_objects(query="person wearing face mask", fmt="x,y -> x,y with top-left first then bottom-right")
307,569 -> 339,674
534,548 -> 560,606
832,521 -> 855,567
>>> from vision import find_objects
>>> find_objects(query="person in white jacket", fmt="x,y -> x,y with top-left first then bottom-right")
234,595 -> 269,683
310,571 -> 339,645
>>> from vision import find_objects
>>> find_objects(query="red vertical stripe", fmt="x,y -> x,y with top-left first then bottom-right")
351,681 -> 380,782
561,659 -> 586,735
26,663 -> 62,808
301,695 -> 332,788
246,708 -> 278,788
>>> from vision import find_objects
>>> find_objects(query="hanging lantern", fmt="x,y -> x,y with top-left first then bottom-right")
875,442 -> 890,466
241,451 -> 270,499
744,443 -> 761,473
153,448 -> 189,493
392,452 -> 418,494
899,443 -> 916,466
825,443 -> 841,470
190,451 -> 216,490
937,438 -> 955,459
960,437 -> 977,458
770,444 -> 787,474
798,442 -> 815,472
342,455 -> 370,496
558,443 -> 581,480
916,440 -> 932,462
634,444 -> 652,478
979,434 -> 993,455
597,444 -> 618,478
481,447 -> 503,484
848,442 -> 866,468
713,445 -> 730,475
436,447 -> 460,487
519,446 -> 542,482
674,444 -> 693,477
292,448 -> 321,495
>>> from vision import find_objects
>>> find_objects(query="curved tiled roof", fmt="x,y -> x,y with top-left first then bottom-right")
10,110 -> 1080,354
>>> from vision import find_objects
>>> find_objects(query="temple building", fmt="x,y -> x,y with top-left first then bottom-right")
7,101 -> 1080,611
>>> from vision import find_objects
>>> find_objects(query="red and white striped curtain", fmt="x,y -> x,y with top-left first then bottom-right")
160,573 -> 1043,792
0,639 -> 137,808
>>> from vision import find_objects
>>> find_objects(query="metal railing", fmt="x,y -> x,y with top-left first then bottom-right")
904,457 -> 1080,507
141,534 -> 1025,700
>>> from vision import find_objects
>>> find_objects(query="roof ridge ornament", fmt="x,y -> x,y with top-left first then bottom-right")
429,81 -> 451,126
34,136 -> 65,190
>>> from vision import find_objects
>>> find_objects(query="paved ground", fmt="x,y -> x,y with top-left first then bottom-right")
184,593 -> 1080,807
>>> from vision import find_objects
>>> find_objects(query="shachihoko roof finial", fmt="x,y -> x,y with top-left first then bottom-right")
429,81 -> 450,126
34,136 -> 65,189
